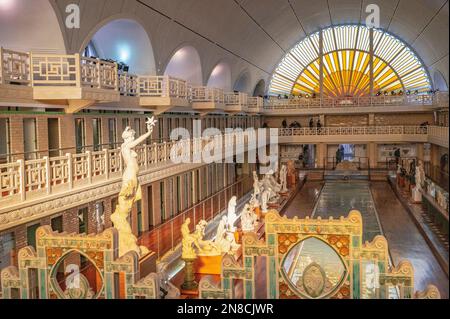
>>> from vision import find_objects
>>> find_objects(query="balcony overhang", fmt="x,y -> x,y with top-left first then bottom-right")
225,104 -> 248,113
0,84 -> 33,103
139,96 -> 191,114
32,86 -> 120,113
191,101 -> 225,112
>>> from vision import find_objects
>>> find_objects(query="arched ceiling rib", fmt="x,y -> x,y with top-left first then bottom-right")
30,0 -> 450,90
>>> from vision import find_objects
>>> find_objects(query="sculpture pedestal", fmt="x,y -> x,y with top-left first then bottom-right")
182,258 -> 198,292
194,255 -> 223,275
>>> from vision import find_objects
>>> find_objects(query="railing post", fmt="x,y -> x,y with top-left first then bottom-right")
86,151 -> 92,184
74,53 -> 81,88
104,149 -> 109,180
66,153 -> 73,190
164,76 -> 170,97
144,144 -> 149,169
44,156 -> 51,195
96,60 -> 102,89
18,160 -> 26,201
163,142 -> 168,161
0,47 -> 4,85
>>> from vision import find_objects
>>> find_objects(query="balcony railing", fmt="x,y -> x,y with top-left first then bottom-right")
138,75 -> 188,98
279,126 -> 429,137
247,96 -> 263,109
190,86 -> 224,103
29,53 -> 119,90
119,72 -> 138,96
0,47 -> 30,85
225,92 -> 248,106
0,132 -> 252,204
265,93 -> 449,109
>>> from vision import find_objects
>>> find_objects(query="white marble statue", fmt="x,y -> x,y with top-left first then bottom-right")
412,161 -> 426,202
279,164 -> 288,193
263,170 -> 281,193
241,203 -> 257,232
214,216 -> 240,254
249,192 -> 260,210
227,196 -> 238,231
111,117 -> 157,257
252,171 -> 262,197
261,188 -> 271,213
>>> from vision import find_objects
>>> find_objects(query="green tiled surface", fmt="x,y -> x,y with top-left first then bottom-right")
313,181 -> 382,243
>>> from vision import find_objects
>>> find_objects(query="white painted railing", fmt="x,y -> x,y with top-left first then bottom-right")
428,126 -> 449,148
279,126 -> 429,137
225,92 -> 248,106
29,53 -> 119,90
0,47 -> 30,85
247,96 -> 263,109
138,75 -> 188,98
0,131 -> 253,204
119,72 -> 138,96
265,93 -> 448,109
190,86 -> 224,103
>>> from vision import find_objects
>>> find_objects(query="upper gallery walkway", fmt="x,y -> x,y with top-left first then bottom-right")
0,47 -> 448,115
279,125 -> 449,148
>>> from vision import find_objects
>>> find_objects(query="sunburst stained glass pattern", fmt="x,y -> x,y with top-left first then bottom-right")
269,25 -> 431,97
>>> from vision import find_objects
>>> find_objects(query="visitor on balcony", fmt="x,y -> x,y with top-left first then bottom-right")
282,119 -> 288,128
309,118 -> 314,129
394,148 -> 401,165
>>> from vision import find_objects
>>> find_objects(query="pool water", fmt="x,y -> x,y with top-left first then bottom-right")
313,181 -> 383,243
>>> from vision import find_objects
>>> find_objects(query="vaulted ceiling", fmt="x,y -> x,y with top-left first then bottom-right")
1,0 -> 448,92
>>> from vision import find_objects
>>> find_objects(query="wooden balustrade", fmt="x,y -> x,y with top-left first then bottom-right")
279,125 -> 429,137
138,75 -> 188,98
264,93 -> 448,109
191,86 -> 225,103
0,47 -> 30,85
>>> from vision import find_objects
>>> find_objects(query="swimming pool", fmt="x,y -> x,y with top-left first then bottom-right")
312,181 -> 383,243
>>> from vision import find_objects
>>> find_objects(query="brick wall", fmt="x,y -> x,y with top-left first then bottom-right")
325,115 -> 369,127
375,113 -> 434,126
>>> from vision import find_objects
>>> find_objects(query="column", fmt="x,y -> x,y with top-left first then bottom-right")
319,30 -> 324,101
368,114 -> 375,126
369,28 -> 374,97
316,143 -> 327,168
368,142 -> 378,169
416,143 -> 425,163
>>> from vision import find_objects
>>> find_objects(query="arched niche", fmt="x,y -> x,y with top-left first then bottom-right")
88,19 -> 156,75
233,71 -> 251,93
207,62 -> 232,91
164,46 -> 203,86
433,71 -> 448,91
0,0 -> 66,53
253,79 -> 266,97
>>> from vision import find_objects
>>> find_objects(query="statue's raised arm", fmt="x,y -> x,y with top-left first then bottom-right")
126,117 -> 158,149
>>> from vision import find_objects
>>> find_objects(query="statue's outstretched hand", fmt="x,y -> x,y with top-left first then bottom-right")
146,116 -> 158,132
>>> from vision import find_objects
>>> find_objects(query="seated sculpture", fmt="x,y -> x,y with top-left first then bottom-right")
227,196 -> 238,232
241,204 -> 258,232
214,216 -> 240,254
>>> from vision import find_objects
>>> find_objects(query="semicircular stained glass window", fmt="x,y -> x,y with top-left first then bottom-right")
269,25 -> 431,97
